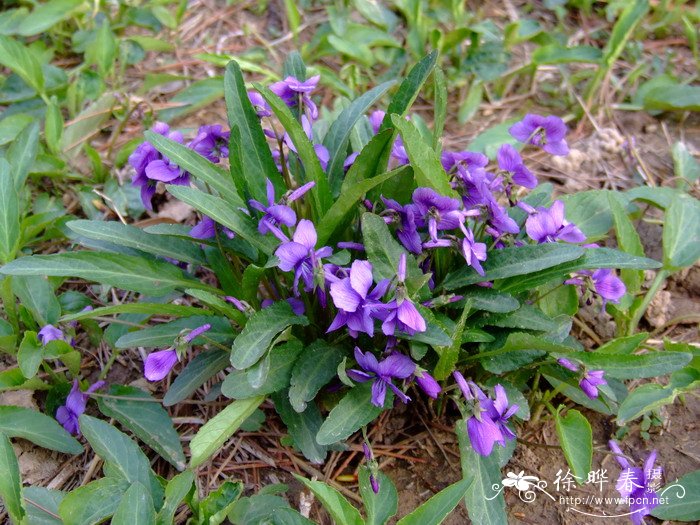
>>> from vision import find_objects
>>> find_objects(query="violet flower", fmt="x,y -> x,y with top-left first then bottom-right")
190,216 -> 235,240
580,370 -> 607,399
609,441 -> 661,525
412,188 -> 463,243
509,114 -> 570,156
524,200 -> 586,244
188,124 -> 229,163
56,379 -> 105,435
363,442 -> 380,494
347,347 -> 416,407
441,150 -> 489,175
414,369 -> 441,398
275,219 -> 332,296
282,116 -> 330,171
459,223 -> 487,275
381,196 -> 422,254
144,324 -> 211,381
380,254 -> 427,336
248,91 -> 272,117
592,269 -> 626,306
249,179 -> 313,242
328,260 -> 391,338
269,75 -> 320,119
38,324 -> 64,346
496,144 -> 537,189
369,110 -> 385,134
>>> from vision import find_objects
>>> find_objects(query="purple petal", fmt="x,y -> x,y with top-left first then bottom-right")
371,380 -> 387,407
453,371 -> 473,400
292,219 -> 317,249
558,358 -> 579,372
415,371 -> 441,398
354,347 -> 379,374
190,216 -> 216,239
378,353 -> 416,379
492,384 -> 509,415
609,440 -> 631,469
350,260 -> 374,299
593,269 -> 626,302
145,159 -> 181,182
287,181 -> 315,202
144,349 -> 178,381
275,242 -> 309,272
543,140 -> 569,156
497,144 -> 522,172
467,416 -> 502,456
347,369 -> 373,383
396,300 -> 426,333
579,377 -> 600,399
330,279 -> 362,312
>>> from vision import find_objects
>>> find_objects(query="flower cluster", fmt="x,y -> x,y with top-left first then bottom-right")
558,358 -> 608,399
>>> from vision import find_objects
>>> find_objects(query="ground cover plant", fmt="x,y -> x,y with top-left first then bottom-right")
0,1 -> 699,524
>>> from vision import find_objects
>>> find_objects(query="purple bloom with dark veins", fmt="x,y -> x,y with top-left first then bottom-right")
580,370 -> 607,399
249,179 -> 301,241
415,369 -> 441,398
496,144 -> 537,189
485,196 -> 520,235
592,269 -> 626,305
441,150 -> 489,175
509,114 -> 570,156
144,324 -> 211,381
248,91 -> 272,117
609,441 -> 661,525
459,223 -> 487,275
412,188 -> 463,243
275,220 -> 332,295
380,254 -> 427,336
525,200 -> 586,244
328,260 -> 390,338
381,196 -> 422,254
38,324 -> 64,346
190,216 -> 235,240
481,384 -> 519,445
56,379 -> 105,435
188,124 -> 229,163
269,75 -> 320,119
347,347 -> 416,407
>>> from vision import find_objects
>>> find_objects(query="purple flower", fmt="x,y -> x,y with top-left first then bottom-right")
525,200 -> 586,244
484,196 -> 520,235
592,269 -> 626,305
188,124 -> 229,163
368,110 -> 385,134
347,347 -> 416,407
509,114 -> 569,156
275,220 -> 332,295
269,75 -> 320,119
38,324 -> 64,346
144,324 -> 211,381
579,370 -> 607,399
496,144 -> 537,189
441,150 -> 489,175
249,179 -> 300,241
262,297 -> 306,316
482,384 -> 519,445
381,197 -> 422,254
609,441 -> 661,525
248,91 -> 272,117
282,116 -> 330,171
459,224 -> 487,275
415,369 -> 441,398
380,254 -> 426,336
56,379 -> 105,435
557,358 -> 579,372
190,216 -> 235,240
344,152 -> 359,172
328,260 -> 391,338
411,188 -> 463,243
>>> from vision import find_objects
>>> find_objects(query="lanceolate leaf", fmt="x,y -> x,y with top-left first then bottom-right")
23,487 -> 65,525
359,468 -> 398,525
0,431 -> 24,524
0,35 -> 44,95
0,252 -> 214,296
662,194 -> 700,270
555,409 -> 592,483
115,316 -> 233,349
272,392 -> 330,464
11,275 -> 60,326
164,350 -> 230,406
293,475 -> 363,525
396,478 -> 471,525
60,302 -> 207,322
8,120 -> 40,189
288,341 -> 345,413
0,159 -> 20,264
570,351 -> 692,380
0,405 -> 83,454
361,212 -> 423,284
157,470 -> 195,525
58,477 -> 129,525
111,482 -> 156,525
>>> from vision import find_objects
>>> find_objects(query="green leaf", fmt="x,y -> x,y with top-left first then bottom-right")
16,0 -> 83,36
112,482 -> 156,525
597,333 -> 648,354
0,252 -> 212,296
8,120 -> 40,189
672,141 -> 700,185
45,99 -> 64,154
198,480 -> 243,525
434,302 -> 470,380
603,0 -> 649,68
0,432 -> 24,524
0,159 -> 20,263
316,382 -> 392,446
432,67 -> 447,152
396,478 -> 470,525
359,468 -> 398,525
651,469 -> 700,521
457,421 -> 506,525
23,486 -> 65,525
222,341 -> 303,399
115,316 -> 232,349
292,475 -> 363,525
560,190 -> 613,239
164,349 -> 230,406
443,244 -> 584,290
324,80 -> 397,192
59,477 -> 129,525
61,302 -> 207,323
460,288 -> 519,313
663,194 -> 700,270
542,367 -> 615,415
467,121 -> 518,159
12,275 -> 61,326
230,301 -> 308,369
391,115 -> 454,196
608,193 -> 644,294
97,385 -> 186,470
224,61 -> 284,202
167,185 -> 276,256
533,45 -> 602,64
0,35 -> 43,94
157,470 -> 194,525
283,51 -> 306,79
289,341 -> 345,413
189,396 -> 265,468
0,405 -> 83,454
17,331 -> 44,379
572,350 -> 692,379
272,392 -> 330,464
555,409 -> 591,483
256,84 -> 332,217
644,84 -> 700,112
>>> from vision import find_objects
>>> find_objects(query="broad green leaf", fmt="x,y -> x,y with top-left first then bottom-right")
23,486 -> 65,525
0,432 -> 24,524
87,21 -> 117,77
644,84 -> 700,112
597,332 -> 648,354
533,45 -> 602,64
672,141 -> 700,184
17,331 -> 44,379
289,341 -> 345,412
144,132 -> 243,207
272,392 -> 330,464
97,385 -> 186,470
459,288 -> 519,313
45,99 -> 63,153
116,316 -> 232,349
58,477 -> 129,525
560,190 -> 613,239
167,185 -> 276,256
571,351 -> 692,380
324,80 -> 397,192
189,396 -> 264,468
256,84 -> 332,217
359,468 -> 398,525
198,480 -> 243,525
555,409 -> 592,483
230,301 -> 308,369
112,482 -> 156,525
157,470 -> 194,525
0,252 -> 213,296
222,341 -> 303,399
608,193 -> 644,294
16,0 -> 84,36
316,382 -> 392,446
457,421 -> 507,525
293,475 -> 363,525
224,61 -> 284,201
0,405 -> 82,454
662,194 -> 700,270
61,94 -> 116,158
0,159 -> 20,263
391,115 -> 454,196
68,220 -> 205,265
396,478 -> 471,525
0,35 -> 43,94
443,244 -> 584,290
477,303 -> 564,333
12,275 -> 60,325
651,469 -> 700,521
0,114 -> 33,147
164,349 -> 230,406
626,186 -> 683,209
8,120 -> 40,189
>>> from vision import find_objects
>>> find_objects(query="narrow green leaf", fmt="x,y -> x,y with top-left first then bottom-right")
289,341 -> 345,413
555,409 -> 592,483
396,478 -> 471,525
164,349 -> 230,406
0,431 -> 24,524
432,67 -> 447,152
58,477 -> 129,525
293,475 -> 363,525
112,482 -> 156,525
16,0 -> 83,36
115,316 -> 233,349
662,194 -> 700,270
0,405 -> 83,454
571,350 -> 692,379
61,303 -> 207,322
189,396 -> 265,468
533,45 -> 602,64
672,141 -> 700,184
434,301 -> 470,380
608,193 -> 644,294
157,470 -> 194,525
17,331 -> 44,380
0,159 -> 20,263
0,35 -> 43,94
8,121 -> 40,189
361,212 -> 423,284
359,468 -> 398,525
198,480 -> 243,525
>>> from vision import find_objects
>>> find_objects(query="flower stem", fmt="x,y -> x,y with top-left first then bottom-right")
626,270 -> 669,336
